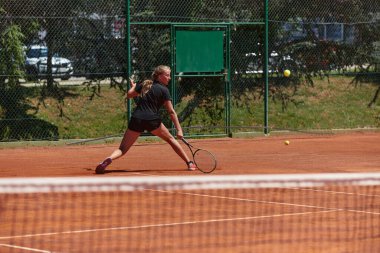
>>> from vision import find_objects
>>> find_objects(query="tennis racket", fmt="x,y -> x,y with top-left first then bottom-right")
182,138 -> 217,173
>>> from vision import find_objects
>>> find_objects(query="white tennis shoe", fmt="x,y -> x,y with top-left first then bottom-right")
187,161 -> 197,171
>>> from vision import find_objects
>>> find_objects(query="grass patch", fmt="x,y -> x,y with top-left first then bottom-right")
27,85 -> 127,139
4,75 -> 379,141
230,76 -> 380,131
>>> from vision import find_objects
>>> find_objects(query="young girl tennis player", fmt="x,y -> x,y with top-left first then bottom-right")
95,65 -> 196,174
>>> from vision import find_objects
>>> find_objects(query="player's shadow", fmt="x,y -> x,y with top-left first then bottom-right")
103,169 -> 147,174
100,168 -> 187,174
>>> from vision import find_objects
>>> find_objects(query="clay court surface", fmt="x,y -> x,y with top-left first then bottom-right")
1,131 -> 380,177
1,131 -> 380,252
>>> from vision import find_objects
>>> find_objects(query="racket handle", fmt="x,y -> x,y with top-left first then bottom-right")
181,138 -> 190,146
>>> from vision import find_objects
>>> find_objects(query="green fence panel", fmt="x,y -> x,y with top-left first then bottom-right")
175,30 -> 225,73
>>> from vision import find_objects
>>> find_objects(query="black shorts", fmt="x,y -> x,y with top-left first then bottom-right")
128,117 -> 162,133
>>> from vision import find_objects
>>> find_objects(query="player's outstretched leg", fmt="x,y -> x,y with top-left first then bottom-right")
187,161 -> 197,171
151,123 -> 195,171
95,129 -> 140,174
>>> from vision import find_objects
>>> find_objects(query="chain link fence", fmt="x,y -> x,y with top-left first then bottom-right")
0,0 -> 379,141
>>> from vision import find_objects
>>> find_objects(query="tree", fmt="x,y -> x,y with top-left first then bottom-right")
0,24 -> 25,88
0,20 -> 58,140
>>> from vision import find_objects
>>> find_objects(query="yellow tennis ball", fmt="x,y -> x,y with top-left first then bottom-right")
284,140 -> 290,145
284,69 -> 291,77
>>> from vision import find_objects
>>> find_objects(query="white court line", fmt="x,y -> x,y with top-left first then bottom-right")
150,189 -> 380,215
125,172 -> 380,214
129,172 -> 159,176
2,173 -> 379,243
111,171 -> 380,199
2,184 -> 379,241
0,244 -> 51,253
287,187 -> 380,198
0,210 -> 334,240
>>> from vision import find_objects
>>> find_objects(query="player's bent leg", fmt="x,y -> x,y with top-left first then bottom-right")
95,129 -> 140,174
117,129 -> 141,157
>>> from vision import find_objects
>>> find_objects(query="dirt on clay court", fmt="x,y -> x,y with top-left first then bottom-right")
0,130 -> 379,177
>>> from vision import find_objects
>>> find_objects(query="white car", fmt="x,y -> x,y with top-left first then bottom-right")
25,45 -> 73,80
243,51 -> 296,74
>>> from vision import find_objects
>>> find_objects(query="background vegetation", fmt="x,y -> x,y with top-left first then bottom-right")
14,75 -> 378,140
0,0 -> 379,140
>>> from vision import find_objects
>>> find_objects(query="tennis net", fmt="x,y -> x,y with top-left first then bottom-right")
1,173 -> 380,253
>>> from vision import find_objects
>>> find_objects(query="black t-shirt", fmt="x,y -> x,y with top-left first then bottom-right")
132,81 -> 172,120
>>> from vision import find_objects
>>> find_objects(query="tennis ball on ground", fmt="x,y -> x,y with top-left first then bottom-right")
284,69 -> 291,77
284,140 -> 290,145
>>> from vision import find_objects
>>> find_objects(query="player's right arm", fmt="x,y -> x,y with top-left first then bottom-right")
126,78 -> 139,99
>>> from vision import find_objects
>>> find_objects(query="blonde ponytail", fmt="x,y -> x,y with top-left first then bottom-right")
140,79 -> 153,96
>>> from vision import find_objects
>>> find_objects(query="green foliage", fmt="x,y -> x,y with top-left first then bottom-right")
0,85 -> 59,141
28,85 -> 126,139
0,25 -> 25,87
0,0 -> 379,140
231,76 -> 380,131
0,76 -> 378,140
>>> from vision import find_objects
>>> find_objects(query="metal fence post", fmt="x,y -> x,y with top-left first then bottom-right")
125,0 -> 132,120
264,0 -> 269,135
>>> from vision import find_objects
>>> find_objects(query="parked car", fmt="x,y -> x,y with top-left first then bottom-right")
25,45 -> 74,80
244,51 -> 297,74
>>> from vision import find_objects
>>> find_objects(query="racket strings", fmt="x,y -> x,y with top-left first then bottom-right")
194,149 -> 217,173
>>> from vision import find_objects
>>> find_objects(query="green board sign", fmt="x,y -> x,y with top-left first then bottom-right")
175,30 -> 224,73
